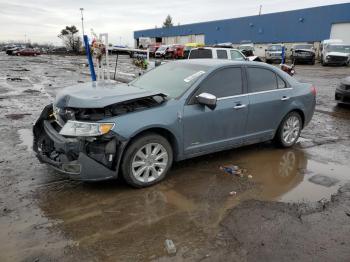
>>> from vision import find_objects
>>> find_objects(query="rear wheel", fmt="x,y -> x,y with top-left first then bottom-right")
275,111 -> 302,148
121,133 -> 173,188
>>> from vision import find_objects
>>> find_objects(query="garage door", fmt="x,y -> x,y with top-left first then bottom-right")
330,23 -> 350,43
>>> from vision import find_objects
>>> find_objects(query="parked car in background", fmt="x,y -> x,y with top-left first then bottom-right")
238,44 -> 263,62
14,48 -> 41,56
165,44 -> 185,59
155,45 -> 170,58
6,47 -> 21,55
319,39 -> 343,60
188,47 -> 247,61
15,48 -> 41,56
290,44 -> 316,64
148,44 -> 161,57
321,44 -> 350,66
33,59 -> 316,187
265,44 -> 284,64
183,43 -> 205,59
49,47 -> 69,54
335,76 -> 350,105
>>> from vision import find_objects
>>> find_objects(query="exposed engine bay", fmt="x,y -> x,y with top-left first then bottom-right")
54,94 -> 166,126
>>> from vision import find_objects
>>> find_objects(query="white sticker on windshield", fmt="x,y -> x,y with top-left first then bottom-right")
184,71 -> 205,83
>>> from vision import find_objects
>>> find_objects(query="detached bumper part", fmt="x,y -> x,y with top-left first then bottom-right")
33,110 -> 119,181
36,150 -> 116,180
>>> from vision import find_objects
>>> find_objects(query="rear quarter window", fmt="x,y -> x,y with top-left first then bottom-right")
247,67 -> 278,92
189,49 -> 213,59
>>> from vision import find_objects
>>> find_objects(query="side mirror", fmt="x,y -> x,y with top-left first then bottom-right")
196,92 -> 217,110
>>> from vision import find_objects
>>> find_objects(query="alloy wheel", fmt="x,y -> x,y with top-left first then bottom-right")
131,143 -> 169,183
282,115 -> 301,145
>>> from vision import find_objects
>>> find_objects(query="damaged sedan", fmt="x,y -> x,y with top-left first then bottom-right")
33,60 -> 316,187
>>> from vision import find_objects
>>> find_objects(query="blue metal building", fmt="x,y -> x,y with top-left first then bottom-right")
134,3 -> 350,45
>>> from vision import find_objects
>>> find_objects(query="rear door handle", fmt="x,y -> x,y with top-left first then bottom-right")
281,96 -> 290,101
233,104 -> 247,109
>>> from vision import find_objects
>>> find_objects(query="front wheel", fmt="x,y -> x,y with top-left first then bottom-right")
121,133 -> 173,188
275,112 -> 302,148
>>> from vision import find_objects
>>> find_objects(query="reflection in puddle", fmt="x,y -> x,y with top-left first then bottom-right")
34,145 -> 349,260
18,128 -> 33,151
279,160 -> 349,202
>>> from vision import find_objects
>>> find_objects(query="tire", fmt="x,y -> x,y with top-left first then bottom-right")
266,59 -> 271,64
121,133 -> 173,188
274,111 -> 302,148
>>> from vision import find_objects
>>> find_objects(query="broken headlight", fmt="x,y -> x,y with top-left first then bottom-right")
59,120 -> 114,137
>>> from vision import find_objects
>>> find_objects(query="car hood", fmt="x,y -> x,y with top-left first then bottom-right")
54,81 -> 165,108
326,52 -> 349,57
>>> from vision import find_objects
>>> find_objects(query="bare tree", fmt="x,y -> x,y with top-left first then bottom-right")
58,26 -> 82,53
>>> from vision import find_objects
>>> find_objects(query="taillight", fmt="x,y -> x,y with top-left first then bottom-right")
311,85 -> 317,96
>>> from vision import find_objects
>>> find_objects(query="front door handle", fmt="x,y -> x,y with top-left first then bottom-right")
233,104 -> 247,109
281,96 -> 290,101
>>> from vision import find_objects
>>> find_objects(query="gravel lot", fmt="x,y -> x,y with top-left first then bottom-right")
0,53 -> 349,262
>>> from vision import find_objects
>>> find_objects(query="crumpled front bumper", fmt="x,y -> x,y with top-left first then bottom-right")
33,104 -> 126,181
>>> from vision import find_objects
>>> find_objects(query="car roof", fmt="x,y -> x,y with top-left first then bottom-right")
162,59 -> 298,85
172,59 -> 268,68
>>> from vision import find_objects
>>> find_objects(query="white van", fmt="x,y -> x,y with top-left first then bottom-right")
320,39 -> 350,66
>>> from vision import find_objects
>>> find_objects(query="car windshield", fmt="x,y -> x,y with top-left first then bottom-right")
294,45 -> 313,50
157,46 -> 167,52
267,45 -> 282,51
326,45 -> 350,53
130,62 -> 209,98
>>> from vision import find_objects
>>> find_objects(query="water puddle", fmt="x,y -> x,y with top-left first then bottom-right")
18,128 -> 33,151
32,144 -> 350,259
237,148 -> 349,203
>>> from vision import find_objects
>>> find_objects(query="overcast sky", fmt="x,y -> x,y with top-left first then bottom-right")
0,0 -> 348,46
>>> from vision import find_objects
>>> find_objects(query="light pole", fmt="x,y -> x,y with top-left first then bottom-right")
80,8 -> 85,36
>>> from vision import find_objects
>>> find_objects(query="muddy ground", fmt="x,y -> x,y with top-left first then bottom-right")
0,53 -> 349,262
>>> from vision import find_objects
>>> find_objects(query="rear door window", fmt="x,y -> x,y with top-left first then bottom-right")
247,67 -> 278,93
277,75 -> 287,89
216,50 -> 228,59
195,67 -> 242,98
189,49 -> 213,59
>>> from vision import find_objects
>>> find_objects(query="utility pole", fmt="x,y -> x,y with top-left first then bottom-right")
259,5 -> 262,16
80,8 -> 85,36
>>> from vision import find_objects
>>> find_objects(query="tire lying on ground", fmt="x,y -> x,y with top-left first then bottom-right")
121,133 -> 173,188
